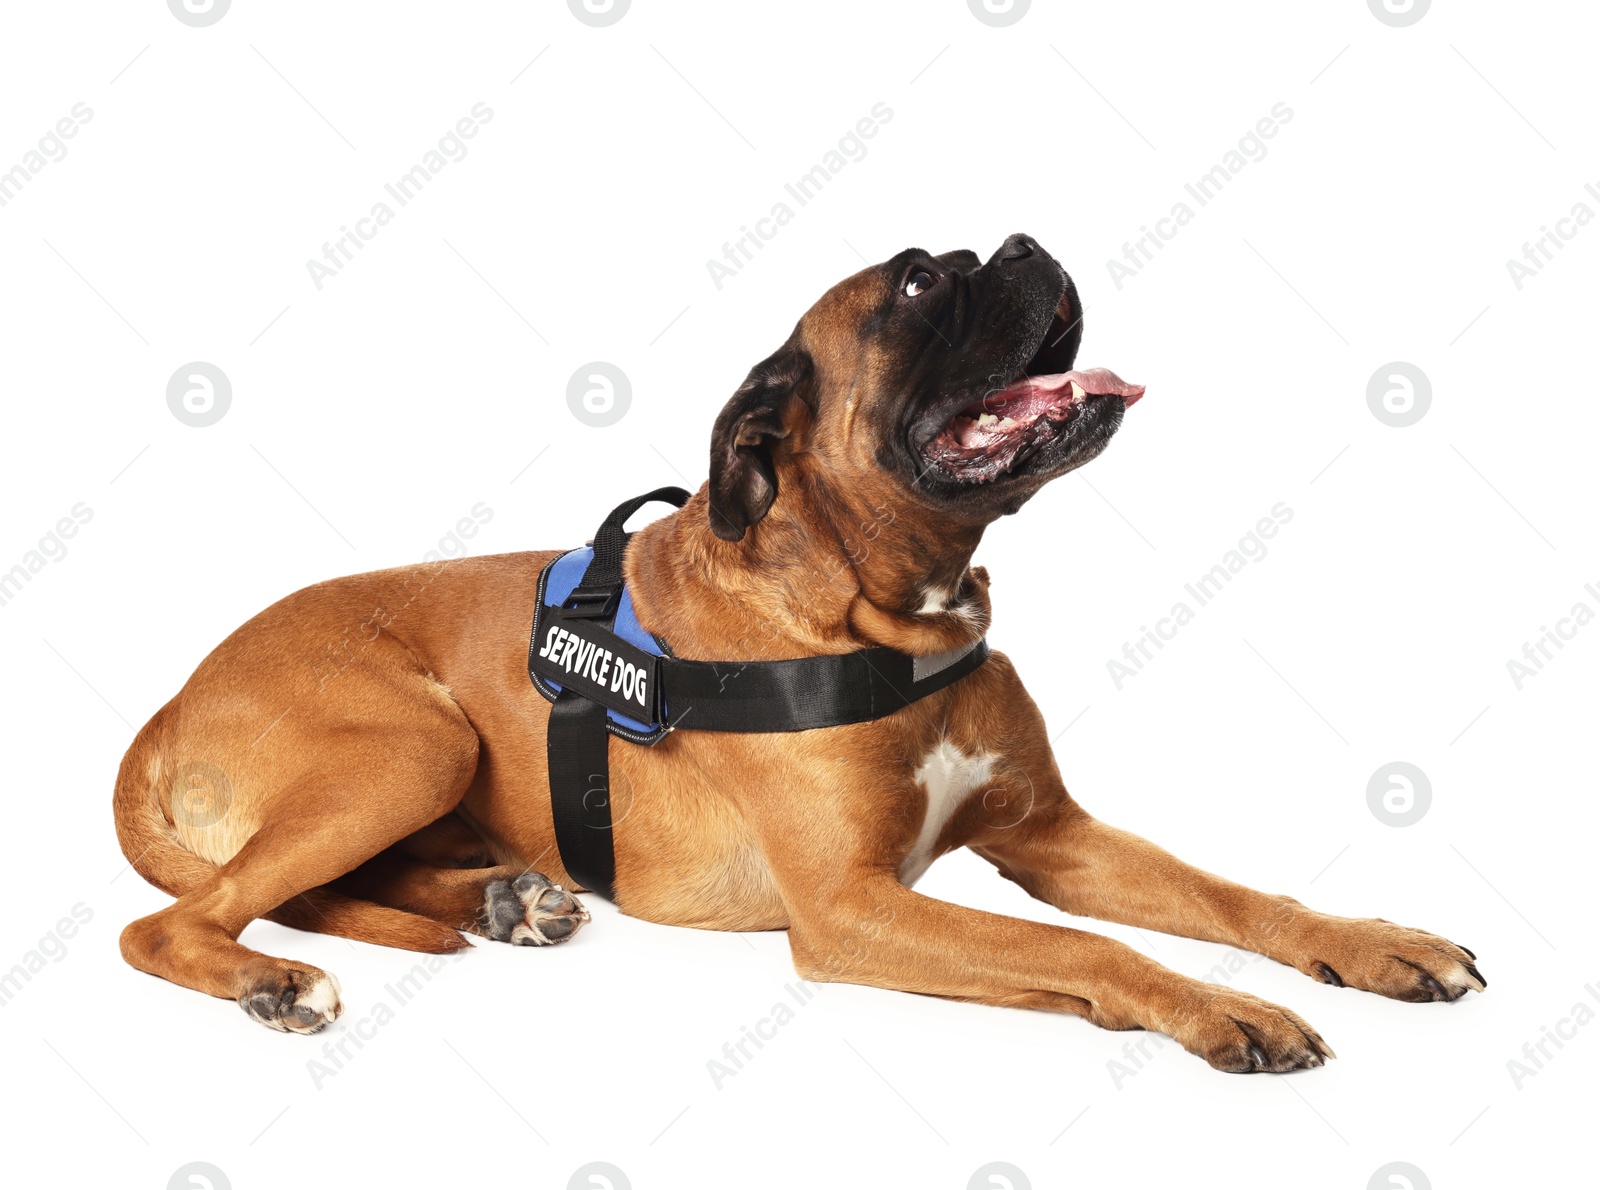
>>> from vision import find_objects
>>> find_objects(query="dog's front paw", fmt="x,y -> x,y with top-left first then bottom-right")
1294,917 -> 1485,1003
483,872 -> 590,946
1165,985 -> 1335,1073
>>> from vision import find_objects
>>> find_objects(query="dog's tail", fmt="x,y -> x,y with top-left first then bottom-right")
113,706 -> 470,954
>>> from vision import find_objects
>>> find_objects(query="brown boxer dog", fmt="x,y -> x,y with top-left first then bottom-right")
114,234 -> 1484,1070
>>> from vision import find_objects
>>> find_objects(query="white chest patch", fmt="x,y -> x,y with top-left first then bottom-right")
900,741 -> 993,887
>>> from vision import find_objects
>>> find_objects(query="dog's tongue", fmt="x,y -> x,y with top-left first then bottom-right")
964,366 -> 1145,426
1021,367 -> 1145,408
945,366 -> 1146,458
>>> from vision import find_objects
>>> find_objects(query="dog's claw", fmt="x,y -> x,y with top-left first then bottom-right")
1293,918 -> 1485,1003
1392,955 -> 1453,1002
1173,990 -> 1332,1074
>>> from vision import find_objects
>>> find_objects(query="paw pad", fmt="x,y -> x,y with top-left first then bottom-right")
237,969 -> 342,1034
483,872 -> 590,946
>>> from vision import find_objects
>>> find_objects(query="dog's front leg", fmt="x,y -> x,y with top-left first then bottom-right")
972,797 -> 1486,1005
780,871 -> 1332,1072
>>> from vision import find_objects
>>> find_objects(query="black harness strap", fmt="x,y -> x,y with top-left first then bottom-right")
545,487 -> 689,900
535,487 -> 991,904
545,691 -> 614,897
659,641 -> 989,733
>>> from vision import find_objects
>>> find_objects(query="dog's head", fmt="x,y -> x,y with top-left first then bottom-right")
708,233 -> 1142,542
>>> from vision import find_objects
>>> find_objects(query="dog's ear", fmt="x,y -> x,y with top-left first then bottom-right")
708,341 -> 813,542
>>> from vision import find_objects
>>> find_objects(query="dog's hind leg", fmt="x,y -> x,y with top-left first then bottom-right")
118,694 -> 482,1031
390,811 -> 499,868
264,887 -> 473,954
332,851 -> 591,946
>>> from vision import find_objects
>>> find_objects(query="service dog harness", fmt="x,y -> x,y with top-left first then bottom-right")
528,488 -> 990,901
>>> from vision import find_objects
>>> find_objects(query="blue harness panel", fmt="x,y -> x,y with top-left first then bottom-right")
540,546 -> 665,735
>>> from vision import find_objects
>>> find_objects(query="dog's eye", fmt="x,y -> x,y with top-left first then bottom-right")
902,269 -> 934,298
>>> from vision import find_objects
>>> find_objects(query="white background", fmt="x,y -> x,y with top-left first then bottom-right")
1,1 -> 1595,1187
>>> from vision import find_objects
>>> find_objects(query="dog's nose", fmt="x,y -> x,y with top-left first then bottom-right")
997,233 -> 1037,262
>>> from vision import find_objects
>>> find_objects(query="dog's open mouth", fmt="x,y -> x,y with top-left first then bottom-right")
920,303 -> 1144,485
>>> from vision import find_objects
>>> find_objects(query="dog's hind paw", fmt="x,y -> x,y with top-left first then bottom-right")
483,872 -> 590,946
237,966 -> 342,1034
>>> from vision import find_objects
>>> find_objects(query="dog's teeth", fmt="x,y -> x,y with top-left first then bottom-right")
976,413 -> 999,427
1070,380 -> 1086,402
998,416 -> 1018,428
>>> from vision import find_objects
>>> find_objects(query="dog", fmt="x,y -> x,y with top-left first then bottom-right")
114,233 -> 1484,1070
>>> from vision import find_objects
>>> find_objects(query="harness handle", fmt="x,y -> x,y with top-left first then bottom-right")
562,487 -> 689,616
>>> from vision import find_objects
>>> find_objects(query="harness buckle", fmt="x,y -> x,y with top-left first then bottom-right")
558,586 -> 622,620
